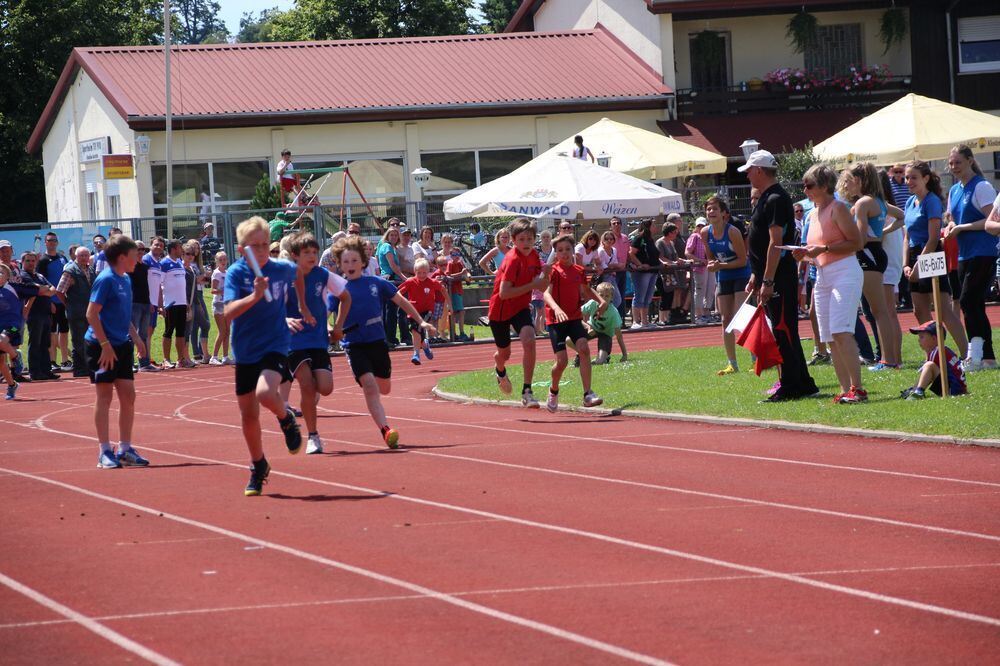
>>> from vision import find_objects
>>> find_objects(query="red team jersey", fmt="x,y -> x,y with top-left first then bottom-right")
487,248 -> 542,321
397,276 -> 446,315
545,262 -> 586,325
928,346 -> 968,395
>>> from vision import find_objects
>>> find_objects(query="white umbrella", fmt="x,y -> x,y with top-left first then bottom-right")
443,155 -> 682,221
469,202 -> 557,219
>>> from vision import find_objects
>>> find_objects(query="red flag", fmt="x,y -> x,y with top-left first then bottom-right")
736,305 -> 783,375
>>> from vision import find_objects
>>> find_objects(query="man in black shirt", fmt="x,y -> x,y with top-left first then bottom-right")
740,150 -> 817,401
18,252 -> 59,381
130,241 -> 158,372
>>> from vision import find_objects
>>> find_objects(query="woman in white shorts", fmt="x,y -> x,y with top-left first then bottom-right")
878,169 -> 906,364
793,164 -> 866,404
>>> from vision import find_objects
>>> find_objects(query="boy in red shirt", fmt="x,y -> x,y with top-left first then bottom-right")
487,218 -> 549,408
544,235 -> 606,412
398,258 -> 449,365
900,321 -> 968,399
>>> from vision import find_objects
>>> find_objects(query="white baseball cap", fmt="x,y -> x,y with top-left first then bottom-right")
694,217 -> 708,227
737,149 -> 778,172
0,240 -> 11,249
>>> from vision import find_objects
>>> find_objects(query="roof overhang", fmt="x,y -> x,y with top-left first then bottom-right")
646,0 -> 905,17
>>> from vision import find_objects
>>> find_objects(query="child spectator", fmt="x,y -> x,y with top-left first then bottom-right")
84,235 -> 150,468
582,281 -> 627,364
284,232 -> 352,455
479,227 -> 511,276
398,258 -> 449,365
440,234 -> 470,341
900,321 -> 968,399
209,251 -> 230,365
224,216 -> 307,497
544,234 -> 606,411
332,235 -> 435,448
487,218 -> 549,408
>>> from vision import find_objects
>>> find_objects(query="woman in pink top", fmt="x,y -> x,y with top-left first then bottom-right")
685,218 -> 709,324
793,164 -> 866,404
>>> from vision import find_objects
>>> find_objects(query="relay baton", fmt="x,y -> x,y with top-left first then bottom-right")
243,246 -> 273,302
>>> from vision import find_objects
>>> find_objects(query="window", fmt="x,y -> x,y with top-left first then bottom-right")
84,170 -> 99,220
478,148 -> 533,184
958,16 -> 1000,74
152,163 -> 210,206
420,152 -> 476,191
152,161 -> 268,214
805,24 -> 862,77
688,31 -> 731,90
106,180 -> 121,220
212,161 -> 268,202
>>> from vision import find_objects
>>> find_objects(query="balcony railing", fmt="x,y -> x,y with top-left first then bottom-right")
675,77 -> 911,118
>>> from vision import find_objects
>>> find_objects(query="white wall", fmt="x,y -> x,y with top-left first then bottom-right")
672,8 -> 913,89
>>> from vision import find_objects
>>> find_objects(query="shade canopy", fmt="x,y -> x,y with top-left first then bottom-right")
443,155 -> 682,221
541,117 -> 727,179
814,93 -> 1000,168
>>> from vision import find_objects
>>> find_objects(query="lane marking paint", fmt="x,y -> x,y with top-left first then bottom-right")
0,571 -> 180,666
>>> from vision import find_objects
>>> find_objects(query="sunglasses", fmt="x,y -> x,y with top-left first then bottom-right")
139,248 -> 149,253
610,221 -> 621,225
803,182 -> 816,190
269,250 -> 280,255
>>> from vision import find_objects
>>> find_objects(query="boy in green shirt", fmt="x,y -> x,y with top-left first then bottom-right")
581,282 -> 627,364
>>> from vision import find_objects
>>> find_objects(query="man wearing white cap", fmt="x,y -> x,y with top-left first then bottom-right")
740,150 -> 818,401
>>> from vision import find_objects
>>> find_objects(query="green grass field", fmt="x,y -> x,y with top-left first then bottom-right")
436,329 -> 1000,441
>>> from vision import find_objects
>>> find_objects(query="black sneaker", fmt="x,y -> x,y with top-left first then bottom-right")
244,460 -> 271,496
279,409 -> 303,454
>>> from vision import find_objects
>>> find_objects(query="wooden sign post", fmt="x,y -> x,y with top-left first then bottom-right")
917,251 -> 949,397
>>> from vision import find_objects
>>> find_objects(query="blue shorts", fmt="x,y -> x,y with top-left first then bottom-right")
450,293 -> 464,312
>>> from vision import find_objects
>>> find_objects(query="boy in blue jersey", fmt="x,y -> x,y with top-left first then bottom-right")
84,235 -> 150,468
332,235 -> 435,448
225,217 -> 310,496
283,232 -> 351,455
0,264 -> 31,399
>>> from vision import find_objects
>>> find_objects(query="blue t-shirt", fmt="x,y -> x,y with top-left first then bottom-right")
287,266 -> 347,351
39,253 -> 68,303
341,276 -> 397,347
0,285 -> 24,329
93,250 -> 108,274
948,177 -> 999,261
904,192 -> 943,248
376,242 -> 399,281
224,258 -> 298,364
85,268 -> 133,346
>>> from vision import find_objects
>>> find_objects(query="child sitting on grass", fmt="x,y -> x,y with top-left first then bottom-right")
900,321 -> 968,400
582,281 -> 627,365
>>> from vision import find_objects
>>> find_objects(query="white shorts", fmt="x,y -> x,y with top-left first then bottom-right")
881,229 -> 904,286
814,257 -> 863,343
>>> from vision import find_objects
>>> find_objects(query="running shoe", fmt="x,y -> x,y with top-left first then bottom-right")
51,363 -> 63,374
60,361 -> 74,372
765,380 -> 782,397
138,364 -> 161,373
411,353 -> 421,365
279,409 -> 303,454
521,389 -> 540,409
496,371 -> 512,395
382,426 -> 399,449
97,449 -> 121,469
546,390 -> 559,413
423,342 -> 434,360
161,360 -> 175,370
4,382 -> 17,400
837,386 -> 868,404
583,391 -> 603,408
208,356 -> 224,366
629,323 -> 643,330
807,352 -> 831,366
178,359 -> 197,369
223,356 -> 236,366
245,460 -> 270,496
763,390 -> 794,403
286,403 -> 303,418
716,364 -> 738,376
961,358 -> 984,373
306,433 -> 323,455
900,386 -> 925,400
116,447 -> 150,467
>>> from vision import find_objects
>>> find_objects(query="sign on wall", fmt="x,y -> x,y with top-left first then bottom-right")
79,137 -> 111,163
102,154 -> 134,180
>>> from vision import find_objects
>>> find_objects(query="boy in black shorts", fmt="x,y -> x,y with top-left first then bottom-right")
486,218 -> 549,408
224,217 -> 309,496
543,234 -> 606,412
333,236 -> 435,448
83,235 -> 150,468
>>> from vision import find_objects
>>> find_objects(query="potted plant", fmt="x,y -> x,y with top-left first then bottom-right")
879,7 -> 908,55
786,10 -> 818,54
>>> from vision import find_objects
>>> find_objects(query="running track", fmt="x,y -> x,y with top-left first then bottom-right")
1,313 -> 999,664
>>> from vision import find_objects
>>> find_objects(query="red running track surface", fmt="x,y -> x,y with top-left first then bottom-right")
1,312 -> 999,664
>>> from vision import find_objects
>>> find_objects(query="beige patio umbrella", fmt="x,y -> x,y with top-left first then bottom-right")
541,117 -> 727,180
814,93 -> 1000,168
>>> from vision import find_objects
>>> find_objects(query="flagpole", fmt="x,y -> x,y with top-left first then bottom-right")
164,0 -> 173,240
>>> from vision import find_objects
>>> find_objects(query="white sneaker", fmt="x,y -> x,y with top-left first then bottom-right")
629,323 -> 643,330
521,389 -> 540,409
962,358 -> 984,373
161,360 -> 175,370
583,391 -> 604,408
306,434 -> 323,455
208,356 -> 224,366
223,356 -> 236,365
546,390 -> 559,413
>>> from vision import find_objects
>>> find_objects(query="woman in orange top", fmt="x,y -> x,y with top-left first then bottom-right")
794,165 -> 865,403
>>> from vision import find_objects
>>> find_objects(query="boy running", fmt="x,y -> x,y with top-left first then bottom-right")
332,236 -> 436,448
285,232 -> 351,455
544,234 -> 605,412
224,216 -> 307,496
900,321 -> 969,399
84,235 -> 150,468
398,258 -> 449,365
487,218 -> 549,407
582,281 -> 627,365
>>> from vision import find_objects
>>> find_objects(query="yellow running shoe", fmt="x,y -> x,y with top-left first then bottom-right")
716,364 -> 738,376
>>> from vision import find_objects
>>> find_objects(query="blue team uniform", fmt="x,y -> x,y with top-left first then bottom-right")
287,266 -> 345,351
342,276 -> 397,347
224,258 -> 298,364
85,268 -> 133,346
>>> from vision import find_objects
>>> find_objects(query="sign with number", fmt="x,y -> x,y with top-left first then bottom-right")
917,251 -> 947,278
79,137 -> 110,163
102,154 -> 134,180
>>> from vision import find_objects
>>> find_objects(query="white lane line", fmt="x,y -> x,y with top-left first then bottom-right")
0,467 -> 673,666
0,571 -> 180,666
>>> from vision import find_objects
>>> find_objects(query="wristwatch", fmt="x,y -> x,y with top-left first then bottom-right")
762,278 -> 775,287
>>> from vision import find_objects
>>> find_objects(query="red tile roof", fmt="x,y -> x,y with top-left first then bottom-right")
658,110 -> 865,157
28,27 -> 671,154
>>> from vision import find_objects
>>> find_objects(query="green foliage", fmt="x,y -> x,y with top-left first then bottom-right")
691,30 -> 725,69
0,0 -> 164,224
237,7 -> 285,43
265,0 -> 475,42
172,0 -> 228,44
478,0 -> 520,33
878,7 -> 908,55
785,10 -> 818,54
777,143 -> 817,196
250,174 -> 280,210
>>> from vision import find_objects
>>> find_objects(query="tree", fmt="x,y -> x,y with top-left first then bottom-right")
478,0 -> 520,34
236,7 -> 285,43
249,173 -> 279,210
0,0 -> 164,224
267,0 -> 475,42
172,0 -> 228,44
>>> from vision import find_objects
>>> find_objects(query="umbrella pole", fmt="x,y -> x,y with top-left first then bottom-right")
930,276 -> 950,398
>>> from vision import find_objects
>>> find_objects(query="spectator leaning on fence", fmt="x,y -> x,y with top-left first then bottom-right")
55,246 -> 95,378
37,232 -> 71,371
